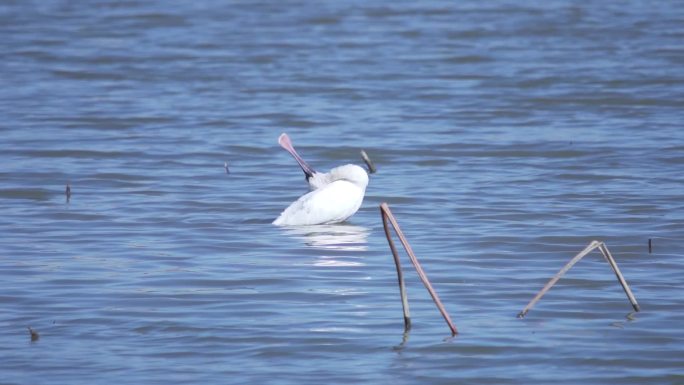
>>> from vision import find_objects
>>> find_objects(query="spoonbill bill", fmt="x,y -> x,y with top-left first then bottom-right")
273,133 -> 369,226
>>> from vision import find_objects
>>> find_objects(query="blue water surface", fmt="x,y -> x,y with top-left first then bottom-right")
1,1 -> 683,384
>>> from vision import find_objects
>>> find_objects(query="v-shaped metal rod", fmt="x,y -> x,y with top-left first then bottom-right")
518,240 -> 640,318
380,203 -> 458,335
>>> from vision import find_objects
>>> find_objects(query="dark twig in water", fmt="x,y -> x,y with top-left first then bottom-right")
65,184 -> 71,203
648,238 -> 652,254
517,240 -> 640,318
28,326 -> 39,342
360,150 -> 376,174
380,203 -> 458,335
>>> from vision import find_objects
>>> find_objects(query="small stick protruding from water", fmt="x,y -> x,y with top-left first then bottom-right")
648,238 -> 652,254
380,202 -> 458,335
518,240 -> 640,318
65,184 -> 71,203
360,150 -> 376,174
28,326 -> 39,342
224,162 -> 230,174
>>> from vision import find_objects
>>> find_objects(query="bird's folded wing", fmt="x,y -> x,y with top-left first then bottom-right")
275,180 -> 362,225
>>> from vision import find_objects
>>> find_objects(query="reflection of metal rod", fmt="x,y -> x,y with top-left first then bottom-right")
518,240 -> 640,318
380,203 -> 458,335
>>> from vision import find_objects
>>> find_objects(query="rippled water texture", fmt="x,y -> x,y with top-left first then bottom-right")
1,1 -> 683,384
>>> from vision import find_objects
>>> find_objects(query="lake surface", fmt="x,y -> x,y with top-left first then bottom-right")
1,1 -> 683,384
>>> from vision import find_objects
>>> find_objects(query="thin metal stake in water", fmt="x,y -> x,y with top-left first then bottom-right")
380,203 -> 458,335
518,240 -> 640,318
597,242 -> 640,312
381,212 -> 411,331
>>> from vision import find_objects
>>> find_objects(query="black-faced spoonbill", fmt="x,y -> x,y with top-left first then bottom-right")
273,133 -> 369,226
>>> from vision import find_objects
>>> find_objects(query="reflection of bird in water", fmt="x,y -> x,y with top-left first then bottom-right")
283,224 -> 369,252
273,133 -> 369,226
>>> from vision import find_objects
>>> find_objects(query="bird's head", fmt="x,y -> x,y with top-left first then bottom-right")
329,164 -> 369,190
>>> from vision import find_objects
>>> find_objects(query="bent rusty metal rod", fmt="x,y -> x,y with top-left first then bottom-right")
518,240 -> 640,318
380,203 -> 458,335
518,240 -> 600,318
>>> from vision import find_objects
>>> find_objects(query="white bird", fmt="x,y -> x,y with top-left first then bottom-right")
273,133 -> 369,226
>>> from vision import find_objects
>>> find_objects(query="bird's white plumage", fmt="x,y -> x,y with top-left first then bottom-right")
273,158 -> 369,226
274,179 -> 362,226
